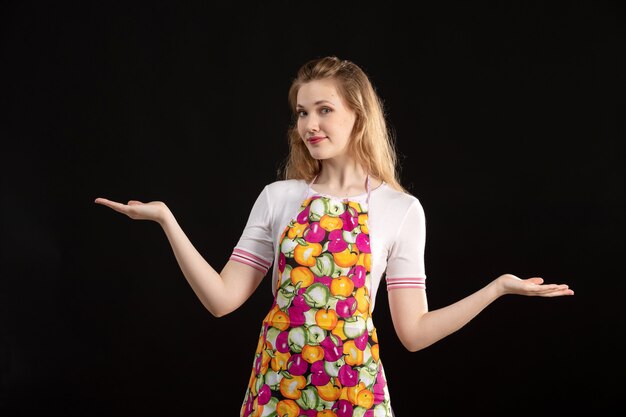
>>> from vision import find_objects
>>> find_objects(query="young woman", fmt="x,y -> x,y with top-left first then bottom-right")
95,56 -> 574,417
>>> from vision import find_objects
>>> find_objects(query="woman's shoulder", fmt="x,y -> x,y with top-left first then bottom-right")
258,179 -> 308,204
369,183 -> 426,225
264,178 -> 307,193
374,182 -> 422,206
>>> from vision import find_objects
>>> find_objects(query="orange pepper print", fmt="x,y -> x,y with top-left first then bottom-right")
317,379 -> 342,402
260,349 -> 271,375
330,276 -> 354,297
346,381 -> 367,405
331,319 -> 349,341
290,266 -> 315,287
279,375 -> 307,400
276,399 -> 300,417
355,287 -> 370,314
343,340 -> 364,366
371,343 -> 380,362
264,304 -> 281,326
319,214 -> 343,231
333,246 -> 360,268
356,252 -> 371,272
271,311 -> 291,331
356,388 -> 375,409
250,397 -> 264,417
348,201 -> 362,213
288,221 -> 309,239
315,307 -> 339,330
270,350 -> 291,372
301,344 -> 325,363
294,242 -> 323,267
357,213 -> 369,234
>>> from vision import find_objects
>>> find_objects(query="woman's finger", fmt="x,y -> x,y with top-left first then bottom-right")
94,198 -> 132,215
94,197 -> 166,222
525,277 -> 544,285
526,283 -> 573,296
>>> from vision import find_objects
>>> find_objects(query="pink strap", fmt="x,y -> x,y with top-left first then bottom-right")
302,174 -> 319,201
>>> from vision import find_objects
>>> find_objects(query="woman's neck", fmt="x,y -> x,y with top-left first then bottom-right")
311,164 -> 374,197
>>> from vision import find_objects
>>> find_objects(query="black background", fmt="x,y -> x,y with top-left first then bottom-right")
1,1 -> 623,416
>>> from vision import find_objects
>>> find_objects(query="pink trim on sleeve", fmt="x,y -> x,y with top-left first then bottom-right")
230,248 -> 272,274
386,277 -> 426,291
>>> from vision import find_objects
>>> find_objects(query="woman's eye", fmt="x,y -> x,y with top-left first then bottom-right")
321,107 -> 331,114
297,110 -> 307,117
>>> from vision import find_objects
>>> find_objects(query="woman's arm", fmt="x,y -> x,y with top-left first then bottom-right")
94,198 -> 266,317
159,210 -> 266,317
388,274 -> 574,352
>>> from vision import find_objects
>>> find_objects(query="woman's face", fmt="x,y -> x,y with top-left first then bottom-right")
296,78 -> 356,162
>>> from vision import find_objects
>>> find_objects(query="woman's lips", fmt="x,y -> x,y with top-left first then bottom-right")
308,136 -> 326,144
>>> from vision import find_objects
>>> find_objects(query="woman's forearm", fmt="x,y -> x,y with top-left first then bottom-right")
390,281 -> 502,352
408,281 -> 501,352
393,274 -> 572,352
158,210 -> 227,317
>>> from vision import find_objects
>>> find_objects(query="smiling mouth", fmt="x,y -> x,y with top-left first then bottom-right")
308,137 -> 326,144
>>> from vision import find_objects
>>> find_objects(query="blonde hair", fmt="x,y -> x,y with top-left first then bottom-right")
277,56 -> 408,194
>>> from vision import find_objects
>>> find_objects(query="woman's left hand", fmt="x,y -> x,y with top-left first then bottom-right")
495,274 -> 575,297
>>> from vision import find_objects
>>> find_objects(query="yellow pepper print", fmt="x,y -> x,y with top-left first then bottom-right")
317,379 -> 342,402
288,221 -> 309,239
343,340 -> 364,366
357,388 -> 375,409
348,201 -> 362,212
356,252 -> 371,272
358,213 -> 369,234
301,344 -> 325,363
315,308 -> 339,331
276,399 -> 300,417
355,287 -> 370,314
271,310 -> 290,331
371,343 -> 380,362
319,214 -> 343,231
290,266 -> 315,287
330,275 -> 354,297
260,349 -> 271,375
294,242 -> 323,267
270,350 -> 291,372
279,375 -> 307,400
345,381 -> 367,405
333,246 -> 360,268
331,319 -> 349,341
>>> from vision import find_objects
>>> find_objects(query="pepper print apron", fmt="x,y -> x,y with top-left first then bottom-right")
240,175 -> 394,417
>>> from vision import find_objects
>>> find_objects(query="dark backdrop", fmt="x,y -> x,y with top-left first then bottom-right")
1,1 -> 623,416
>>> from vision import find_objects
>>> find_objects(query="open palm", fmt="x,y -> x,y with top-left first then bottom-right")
94,198 -> 169,223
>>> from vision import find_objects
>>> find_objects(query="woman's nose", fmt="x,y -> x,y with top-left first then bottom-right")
306,116 -> 319,132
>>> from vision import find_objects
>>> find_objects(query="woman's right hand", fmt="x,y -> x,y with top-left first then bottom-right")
94,198 -> 171,224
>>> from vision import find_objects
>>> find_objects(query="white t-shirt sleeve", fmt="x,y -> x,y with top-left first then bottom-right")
385,198 -> 427,290
229,185 -> 274,275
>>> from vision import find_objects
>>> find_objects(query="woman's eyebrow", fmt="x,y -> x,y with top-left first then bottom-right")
296,100 -> 334,109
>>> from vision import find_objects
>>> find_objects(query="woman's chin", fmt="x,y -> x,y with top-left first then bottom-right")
308,151 -> 329,160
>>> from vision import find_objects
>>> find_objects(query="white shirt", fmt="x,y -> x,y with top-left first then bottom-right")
230,178 -> 427,312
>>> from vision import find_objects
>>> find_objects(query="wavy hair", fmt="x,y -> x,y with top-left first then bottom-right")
277,56 -> 408,193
